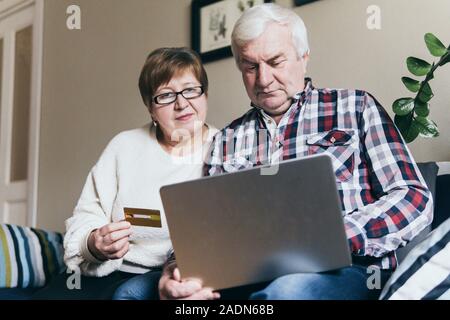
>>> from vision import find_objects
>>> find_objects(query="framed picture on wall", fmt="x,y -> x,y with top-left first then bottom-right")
191,0 -> 271,63
294,0 -> 320,6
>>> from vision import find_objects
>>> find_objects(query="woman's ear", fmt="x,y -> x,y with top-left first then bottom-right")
148,106 -> 157,125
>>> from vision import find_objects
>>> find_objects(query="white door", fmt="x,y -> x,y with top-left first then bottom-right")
0,0 -> 43,227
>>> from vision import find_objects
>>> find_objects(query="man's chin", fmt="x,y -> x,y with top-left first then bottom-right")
258,99 -> 290,115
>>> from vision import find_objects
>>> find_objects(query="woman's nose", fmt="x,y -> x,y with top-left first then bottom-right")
174,94 -> 189,110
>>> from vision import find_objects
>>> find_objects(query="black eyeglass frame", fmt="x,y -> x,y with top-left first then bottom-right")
152,86 -> 204,106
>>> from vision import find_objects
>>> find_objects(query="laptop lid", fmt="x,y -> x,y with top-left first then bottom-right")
160,153 -> 351,290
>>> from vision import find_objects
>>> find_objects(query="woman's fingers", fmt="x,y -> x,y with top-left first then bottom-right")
180,288 -> 220,300
159,270 -> 219,300
160,277 -> 202,300
174,279 -> 203,297
98,221 -> 131,237
107,241 -> 129,259
103,228 -> 132,245
173,267 -> 181,281
103,236 -> 129,255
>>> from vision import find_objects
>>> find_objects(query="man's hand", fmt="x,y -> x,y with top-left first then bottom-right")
158,261 -> 220,300
87,221 -> 132,261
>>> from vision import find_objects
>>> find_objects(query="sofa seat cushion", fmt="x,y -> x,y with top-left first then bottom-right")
0,288 -> 39,300
0,224 -> 65,288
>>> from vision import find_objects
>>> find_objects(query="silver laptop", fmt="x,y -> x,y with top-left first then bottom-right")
160,153 -> 351,290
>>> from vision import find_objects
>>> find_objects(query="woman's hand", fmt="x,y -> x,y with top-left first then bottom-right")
158,261 -> 220,300
87,221 -> 132,261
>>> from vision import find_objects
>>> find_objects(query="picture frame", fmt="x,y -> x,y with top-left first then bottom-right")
294,0 -> 320,6
191,0 -> 271,63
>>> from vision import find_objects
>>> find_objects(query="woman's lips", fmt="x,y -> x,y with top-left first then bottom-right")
175,113 -> 194,121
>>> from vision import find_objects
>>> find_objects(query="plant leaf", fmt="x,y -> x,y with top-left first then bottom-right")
395,115 -> 419,143
393,98 -> 414,115
394,114 -> 411,132
415,116 -> 439,138
424,33 -> 448,57
440,53 -> 450,66
414,99 -> 429,117
401,77 -> 420,92
418,82 -> 434,103
407,57 -> 432,76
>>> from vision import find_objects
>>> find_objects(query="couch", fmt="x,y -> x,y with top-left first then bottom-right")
1,161 -> 449,300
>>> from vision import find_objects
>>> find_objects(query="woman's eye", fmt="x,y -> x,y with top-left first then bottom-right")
160,92 -> 174,98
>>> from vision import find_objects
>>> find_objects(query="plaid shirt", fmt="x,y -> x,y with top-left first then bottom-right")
204,78 -> 433,270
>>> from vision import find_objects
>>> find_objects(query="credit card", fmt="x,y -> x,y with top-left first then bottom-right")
124,207 -> 162,228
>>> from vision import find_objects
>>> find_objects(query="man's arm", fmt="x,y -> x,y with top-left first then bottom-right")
344,93 -> 433,258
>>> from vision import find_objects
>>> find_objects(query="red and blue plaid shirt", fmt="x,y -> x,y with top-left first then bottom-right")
204,78 -> 433,270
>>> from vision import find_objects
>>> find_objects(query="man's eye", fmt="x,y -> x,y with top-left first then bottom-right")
272,60 -> 285,67
183,88 -> 196,93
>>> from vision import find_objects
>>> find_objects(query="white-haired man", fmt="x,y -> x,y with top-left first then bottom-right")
158,3 -> 433,300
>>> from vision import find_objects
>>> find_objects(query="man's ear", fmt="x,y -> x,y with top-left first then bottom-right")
302,53 -> 309,72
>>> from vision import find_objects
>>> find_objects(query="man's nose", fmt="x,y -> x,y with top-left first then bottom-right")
256,64 -> 274,88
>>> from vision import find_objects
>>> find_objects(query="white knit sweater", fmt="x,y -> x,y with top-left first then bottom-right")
64,123 -> 217,277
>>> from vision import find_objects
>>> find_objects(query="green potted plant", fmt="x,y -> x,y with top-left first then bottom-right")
392,33 -> 450,143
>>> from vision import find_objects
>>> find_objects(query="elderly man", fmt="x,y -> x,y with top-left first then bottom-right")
158,3 -> 433,300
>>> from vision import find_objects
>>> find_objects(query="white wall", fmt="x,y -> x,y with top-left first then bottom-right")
38,0 -> 193,231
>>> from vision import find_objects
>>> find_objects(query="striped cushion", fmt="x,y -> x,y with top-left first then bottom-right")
380,217 -> 450,300
0,224 -> 65,288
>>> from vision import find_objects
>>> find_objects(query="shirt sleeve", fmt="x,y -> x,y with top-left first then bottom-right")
344,92 -> 433,258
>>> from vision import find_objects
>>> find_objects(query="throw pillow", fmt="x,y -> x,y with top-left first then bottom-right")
380,217 -> 450,300
0,224 -> 65,288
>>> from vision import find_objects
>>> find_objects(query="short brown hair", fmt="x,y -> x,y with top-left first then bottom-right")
138,47 -> 208,108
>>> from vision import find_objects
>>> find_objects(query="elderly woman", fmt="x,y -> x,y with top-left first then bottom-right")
33,47 -> 217,299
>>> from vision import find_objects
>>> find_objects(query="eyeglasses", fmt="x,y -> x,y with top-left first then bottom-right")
153,86 -> 204,106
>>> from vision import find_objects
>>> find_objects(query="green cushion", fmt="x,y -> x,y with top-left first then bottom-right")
0,224 -> 64,288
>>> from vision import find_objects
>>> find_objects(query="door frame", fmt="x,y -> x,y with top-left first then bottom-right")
0,0 -> 43,227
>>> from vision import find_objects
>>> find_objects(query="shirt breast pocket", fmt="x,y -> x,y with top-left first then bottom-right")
306,130 -> 356,182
